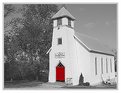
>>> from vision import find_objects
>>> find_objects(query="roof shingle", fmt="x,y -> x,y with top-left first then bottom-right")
74,32 -> 114,56
52,7 -> 75,20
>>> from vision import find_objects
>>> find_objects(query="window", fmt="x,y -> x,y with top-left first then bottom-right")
101,58 -> 103,74
110,59 -> 112,73
95,57 -> 97,75
106,58 -> 108,73
68,18 -> 71,26
57,19 -> 62,26
58,38 -> 62,45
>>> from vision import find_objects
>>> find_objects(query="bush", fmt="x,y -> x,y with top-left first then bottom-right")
79,73 -> 84,85
83,82 -> 90,86
38,70 -> 48,82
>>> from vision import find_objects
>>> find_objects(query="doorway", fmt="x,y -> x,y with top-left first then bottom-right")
56,62 -> 65,82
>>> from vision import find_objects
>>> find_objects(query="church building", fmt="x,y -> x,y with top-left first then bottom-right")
47,7 -> 116,86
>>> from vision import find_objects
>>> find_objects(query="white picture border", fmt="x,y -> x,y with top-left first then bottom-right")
0,0 -> 120,93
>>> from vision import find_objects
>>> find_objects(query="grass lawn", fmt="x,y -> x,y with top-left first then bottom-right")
4,80 -> 117,89
64,84 -> 117,89
4,80 -> 43,88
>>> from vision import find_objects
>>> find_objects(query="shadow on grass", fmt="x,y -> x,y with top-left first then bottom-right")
4,80 -> 43,88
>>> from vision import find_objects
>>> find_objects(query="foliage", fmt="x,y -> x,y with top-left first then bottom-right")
4,4 -> 15,17
4,4 -> 58,81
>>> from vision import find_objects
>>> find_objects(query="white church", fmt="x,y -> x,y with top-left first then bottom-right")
47,7 -> 116,86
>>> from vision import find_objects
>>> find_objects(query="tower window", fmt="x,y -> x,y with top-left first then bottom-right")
58,38 -> 62,45
57,19 -> 62,26
68,18 -> 71,26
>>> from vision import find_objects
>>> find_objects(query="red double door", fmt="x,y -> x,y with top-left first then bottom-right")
56,63 -> 65,82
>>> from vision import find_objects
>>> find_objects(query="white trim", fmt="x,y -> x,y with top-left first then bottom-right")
46,47 -> 52,54
73,35 -> 91,51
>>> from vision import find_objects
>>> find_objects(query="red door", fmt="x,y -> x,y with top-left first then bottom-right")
56,63 -> 65,82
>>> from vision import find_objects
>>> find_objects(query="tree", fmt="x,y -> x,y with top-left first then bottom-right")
20,4 -> 58,52
17,4 -> 58,80
4,4 -> 15,17
4,4 -> 58,81
4,4 -> 24,62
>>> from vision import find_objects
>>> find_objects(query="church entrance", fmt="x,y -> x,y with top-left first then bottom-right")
56,62 -> 65,82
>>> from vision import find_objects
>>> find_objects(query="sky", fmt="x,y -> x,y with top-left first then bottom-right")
5,4 -> 117,49
58,4 -> 117,49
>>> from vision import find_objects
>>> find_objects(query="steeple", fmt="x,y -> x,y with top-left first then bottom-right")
52,7 -> 75,28
52,7 -> 75,20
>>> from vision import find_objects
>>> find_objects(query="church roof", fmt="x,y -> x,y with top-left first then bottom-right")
74,32 -> 114,56
52,7 -> 75,20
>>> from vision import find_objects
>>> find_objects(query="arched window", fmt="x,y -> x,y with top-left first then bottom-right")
101,58 -> 103,74
110,59 -> 112,73
106,58 -> 108,73
95,57 -> 97,75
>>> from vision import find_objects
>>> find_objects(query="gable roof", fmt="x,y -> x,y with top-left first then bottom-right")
52,7 -> 75,20
74,32 -> 114,56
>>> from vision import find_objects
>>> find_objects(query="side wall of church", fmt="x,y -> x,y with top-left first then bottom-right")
72,39 -> 91,85
90,53 -> 115,85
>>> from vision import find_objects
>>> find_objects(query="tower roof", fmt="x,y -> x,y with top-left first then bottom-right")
52,7 -> 75,20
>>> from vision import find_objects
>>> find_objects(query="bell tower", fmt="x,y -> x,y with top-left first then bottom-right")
49,7 -> 76,83
51,7 -> 76,48
52,7 -> 75,29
